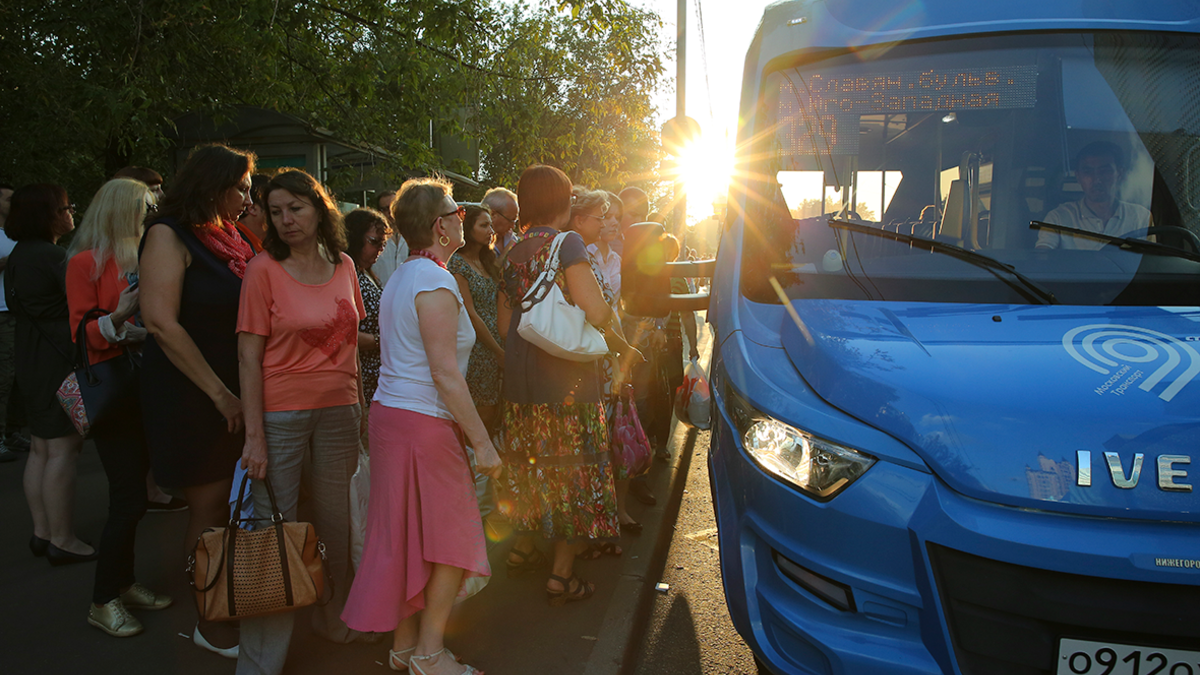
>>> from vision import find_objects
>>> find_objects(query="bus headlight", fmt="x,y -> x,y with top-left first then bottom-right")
727,386 -> 875,500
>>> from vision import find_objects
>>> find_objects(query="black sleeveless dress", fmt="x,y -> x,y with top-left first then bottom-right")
139,218 -> 247,488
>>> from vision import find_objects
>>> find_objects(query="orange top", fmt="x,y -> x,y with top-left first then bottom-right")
237,252 -> 366,412
65,251 -> 135,365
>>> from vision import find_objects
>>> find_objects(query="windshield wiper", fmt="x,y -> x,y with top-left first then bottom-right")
1029,221 -> 1200,264
828,218 -> 1059,305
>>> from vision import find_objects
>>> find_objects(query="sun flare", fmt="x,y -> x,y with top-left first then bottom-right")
673,134 -> 734,223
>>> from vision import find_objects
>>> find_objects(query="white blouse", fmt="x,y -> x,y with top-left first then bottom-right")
374,257 -> 476,420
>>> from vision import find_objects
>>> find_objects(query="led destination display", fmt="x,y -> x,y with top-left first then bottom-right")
775,65 -> 1038,156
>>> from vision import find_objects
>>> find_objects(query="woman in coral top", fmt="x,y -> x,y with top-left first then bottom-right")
236,170 -> 366,675
66,178 -> 172,638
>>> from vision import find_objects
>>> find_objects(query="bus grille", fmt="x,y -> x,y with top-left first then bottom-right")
927,544 -> 1200,675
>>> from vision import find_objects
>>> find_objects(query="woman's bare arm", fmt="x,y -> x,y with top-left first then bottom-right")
456,273 -> 504,359
140,223 -> 243,433
416,288 -> 501,477
563,261 -> 612,327
357,330 -> 377,352
237,332 -> 268,479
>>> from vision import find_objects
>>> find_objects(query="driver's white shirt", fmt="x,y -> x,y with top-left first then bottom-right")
1037,198 -> 1150,251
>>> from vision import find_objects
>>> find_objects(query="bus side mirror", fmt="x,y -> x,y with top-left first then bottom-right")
621,222 -> 715,318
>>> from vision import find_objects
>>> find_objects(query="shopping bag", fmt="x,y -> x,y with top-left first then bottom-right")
608,384 -> 653,479
349,449 -> 370,573
189,475 -> 330,622
674,358 -> 712,430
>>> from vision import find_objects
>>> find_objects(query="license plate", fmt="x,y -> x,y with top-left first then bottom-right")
1058,638 -> 1200,675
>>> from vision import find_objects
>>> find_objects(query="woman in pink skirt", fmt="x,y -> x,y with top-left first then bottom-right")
342,177 -> 501,675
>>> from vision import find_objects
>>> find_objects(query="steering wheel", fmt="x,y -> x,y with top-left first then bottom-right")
1110,226 -> 1200,253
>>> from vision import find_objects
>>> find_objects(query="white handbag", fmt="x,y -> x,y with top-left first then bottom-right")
517,232 -> 609,362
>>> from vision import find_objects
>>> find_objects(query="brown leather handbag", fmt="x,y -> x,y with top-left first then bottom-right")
187,475 -> 332,622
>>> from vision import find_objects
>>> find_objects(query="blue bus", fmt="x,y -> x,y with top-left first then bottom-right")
631,1 -> 1200,673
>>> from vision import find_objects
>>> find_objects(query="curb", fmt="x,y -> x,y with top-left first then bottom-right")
584,330 -> 714,675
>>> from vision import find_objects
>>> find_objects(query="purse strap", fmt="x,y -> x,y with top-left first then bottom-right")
73,307 -> 124,385
519,232 -> 571,311
226,474 -> 295,613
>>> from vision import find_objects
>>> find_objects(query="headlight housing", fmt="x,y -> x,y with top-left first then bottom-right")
726,385 -> 875,500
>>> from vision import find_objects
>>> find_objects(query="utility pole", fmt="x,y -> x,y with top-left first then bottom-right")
674,0 -> 687,238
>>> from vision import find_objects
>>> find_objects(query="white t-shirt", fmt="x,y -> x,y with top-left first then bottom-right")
0,229 -> 16,312
1036,199 -> 1151,251
374,256 -> 475,420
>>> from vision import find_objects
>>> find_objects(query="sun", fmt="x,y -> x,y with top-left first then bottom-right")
674,133 -> 734,222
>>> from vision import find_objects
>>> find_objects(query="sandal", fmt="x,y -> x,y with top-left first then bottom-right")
546,573 -> 595,606
576,542 -> 622,559
505,546 -> 548,578
408,648 -> 483,675
620,520 -> 643,534
389,646 -> 415,671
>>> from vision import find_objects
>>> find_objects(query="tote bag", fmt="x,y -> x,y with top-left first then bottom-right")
517,232 -> 608,362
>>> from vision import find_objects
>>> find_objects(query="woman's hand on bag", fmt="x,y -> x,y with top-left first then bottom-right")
119,324 -> 149,345
241,436 -> 269,480
213,390 -> 244,434
474,441 -> 503,480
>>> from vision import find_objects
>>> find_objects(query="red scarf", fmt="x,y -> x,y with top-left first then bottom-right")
195,219 -> 255,279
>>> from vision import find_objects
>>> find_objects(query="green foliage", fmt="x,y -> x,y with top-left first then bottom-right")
0,0 -> 664,205
474,1 -> 665,191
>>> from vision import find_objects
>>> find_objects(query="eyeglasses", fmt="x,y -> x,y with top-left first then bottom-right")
365,235 -> 384,246
438,206 -> 467,221
495,211 -> 519,223
59,204 -> 76,215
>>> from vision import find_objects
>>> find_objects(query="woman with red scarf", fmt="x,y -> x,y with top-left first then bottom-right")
138,144 -> 257,658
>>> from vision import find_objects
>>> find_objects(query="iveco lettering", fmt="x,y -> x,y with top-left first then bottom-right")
631,1 -> 1200,673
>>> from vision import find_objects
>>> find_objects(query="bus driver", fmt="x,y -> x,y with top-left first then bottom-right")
1035,141 -> 1151,250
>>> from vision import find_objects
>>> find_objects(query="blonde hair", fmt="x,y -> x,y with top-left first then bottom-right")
70,178 -> 150,279
571,186 -> 609,220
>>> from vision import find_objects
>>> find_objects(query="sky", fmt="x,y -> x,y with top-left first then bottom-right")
639,0 -> 776,221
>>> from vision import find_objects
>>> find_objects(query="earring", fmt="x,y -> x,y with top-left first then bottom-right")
439,235 -> 451,247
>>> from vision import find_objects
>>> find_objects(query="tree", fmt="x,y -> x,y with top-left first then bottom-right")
473,1 -> 665,190
0,0 -> 664,202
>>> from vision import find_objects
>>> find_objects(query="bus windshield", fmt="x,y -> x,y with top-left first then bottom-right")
739,32 -> 1200,305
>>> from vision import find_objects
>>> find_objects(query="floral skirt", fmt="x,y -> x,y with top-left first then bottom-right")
497,401 -> 620,542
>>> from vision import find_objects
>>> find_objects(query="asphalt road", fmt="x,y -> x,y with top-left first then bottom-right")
629,426 -> 759,675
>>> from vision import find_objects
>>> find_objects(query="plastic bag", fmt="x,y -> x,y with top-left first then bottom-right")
349,449 -> 370,573
458,443 -> 492,603
674,358 -> 712,430
607,384 -> 653,479
228,461 -> 255,529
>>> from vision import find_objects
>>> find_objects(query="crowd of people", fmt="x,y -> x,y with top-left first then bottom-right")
0,145 -> 702,675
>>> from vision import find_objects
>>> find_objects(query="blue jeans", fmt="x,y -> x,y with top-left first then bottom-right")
235,404 -> 362,675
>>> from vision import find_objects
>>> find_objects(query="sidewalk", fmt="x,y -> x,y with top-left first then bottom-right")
0,333 -> 711,675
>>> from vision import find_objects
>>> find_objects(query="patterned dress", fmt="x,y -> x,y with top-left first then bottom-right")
497,228 -> 620,543
357,269 -> 383,404
447,254 -> 501,406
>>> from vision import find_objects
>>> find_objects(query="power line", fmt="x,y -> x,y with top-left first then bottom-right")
693,0 -> 714,120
